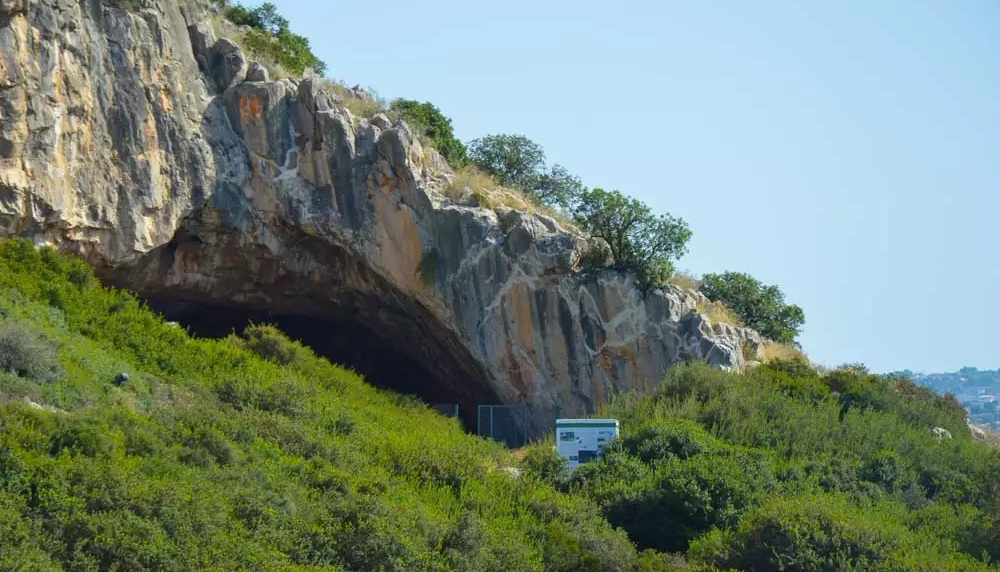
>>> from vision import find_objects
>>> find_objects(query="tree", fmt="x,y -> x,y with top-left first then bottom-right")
466,134 -> 586,210
573,188 -> 692,292
390,100 -> 468,166
699,271 -> 805,344
467,134 -> 546,191
225,2 -> 287,35
530,164 -> 585,211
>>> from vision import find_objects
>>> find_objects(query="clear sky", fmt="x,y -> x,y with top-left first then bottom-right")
270,0 -> 1000,374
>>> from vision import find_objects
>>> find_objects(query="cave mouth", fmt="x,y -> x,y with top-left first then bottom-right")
142,297 -> 496,432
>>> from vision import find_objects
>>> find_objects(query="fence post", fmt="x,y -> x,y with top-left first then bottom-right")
489,405 -> 494,441
523,404 -> 529,447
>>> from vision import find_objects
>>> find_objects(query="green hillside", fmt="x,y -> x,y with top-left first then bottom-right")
1,237 -> 1000,571
0,239 -> 646,571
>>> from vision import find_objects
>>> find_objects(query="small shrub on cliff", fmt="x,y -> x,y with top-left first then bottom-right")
695,299 -> 743,328
700,271 -> 805,344
759,341 -> 809,364
573,188 -> 692,292
316,79 -> 393,120
667,271 -> 702,292
390,99 -> 468,166
444,164 -> 580,231
222,1 -> 326,76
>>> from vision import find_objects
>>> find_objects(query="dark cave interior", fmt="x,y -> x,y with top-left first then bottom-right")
143,298 -> 497,432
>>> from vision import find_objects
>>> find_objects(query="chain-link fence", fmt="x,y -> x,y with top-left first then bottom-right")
477,404 -> 531,448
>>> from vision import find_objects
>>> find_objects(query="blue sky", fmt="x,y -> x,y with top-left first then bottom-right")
270,0 -> 999,374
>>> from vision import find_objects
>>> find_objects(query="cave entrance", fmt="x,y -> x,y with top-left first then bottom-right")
142,297 -> 497,432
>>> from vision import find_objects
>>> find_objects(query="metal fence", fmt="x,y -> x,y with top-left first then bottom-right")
477,404 -> 530,448
432,403 -> 460,419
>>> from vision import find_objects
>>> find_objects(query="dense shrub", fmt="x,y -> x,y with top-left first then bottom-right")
221,1 -> 326,76
390,99 -> 468,165
619,419 -> 719,463
688,493 -> 991,572
700,271 -> 805,344
0,319 -> 61,382
520,442 -> 570,487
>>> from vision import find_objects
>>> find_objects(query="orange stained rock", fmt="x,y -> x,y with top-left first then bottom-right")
503,344 -> 534,396
379,170 -> 394,191
143,108 -> 159,148
595,343 -> 640,402
507,282 -> 538,356
393,203 -> 423,277
159,86 -> 173,113
239,93 -> 264,125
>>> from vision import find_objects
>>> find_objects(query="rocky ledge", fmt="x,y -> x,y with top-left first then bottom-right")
0,0 -> 764,436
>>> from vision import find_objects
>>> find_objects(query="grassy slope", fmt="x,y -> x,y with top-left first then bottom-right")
0,239 -> 650,572
4,237 -> 1000,571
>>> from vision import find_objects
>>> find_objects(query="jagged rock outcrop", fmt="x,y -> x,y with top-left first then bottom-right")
0,0 -> 765,436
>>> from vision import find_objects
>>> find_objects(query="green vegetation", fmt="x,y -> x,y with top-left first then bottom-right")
0,241 -> 996,571
467,134 -> 584,211
390,100 -> 469,166
0,239 -> 660,571
519,360 -> 1000,571
573,188 -> 693,293
219,1 -> 326,76
700,271 -> 806,345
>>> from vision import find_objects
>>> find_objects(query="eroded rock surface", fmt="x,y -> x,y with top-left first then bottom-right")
0,0 -> 765,436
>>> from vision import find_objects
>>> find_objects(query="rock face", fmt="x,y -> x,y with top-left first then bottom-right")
0,0 -> 765,436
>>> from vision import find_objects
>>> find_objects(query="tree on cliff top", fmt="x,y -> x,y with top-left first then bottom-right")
467,134 -> 584,210
700,271 -> 805,344
573,188 -> 692,292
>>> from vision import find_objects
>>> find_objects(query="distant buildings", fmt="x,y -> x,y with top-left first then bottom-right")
895,367 -> 1000,430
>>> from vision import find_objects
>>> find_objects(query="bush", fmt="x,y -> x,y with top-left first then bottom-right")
228,323 -> 312,367
0,320 -> 61,383
620,419 -> 718,463
390,99 -> 468,165
520,443 -> 570,487
687,493 -> 991,571
573,188 -> 692,292
699,271 -> 805,344
575,449 -> 774,553
222,1 -> 326,76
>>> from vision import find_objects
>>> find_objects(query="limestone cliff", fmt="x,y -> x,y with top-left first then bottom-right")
0,0 -> 765,436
